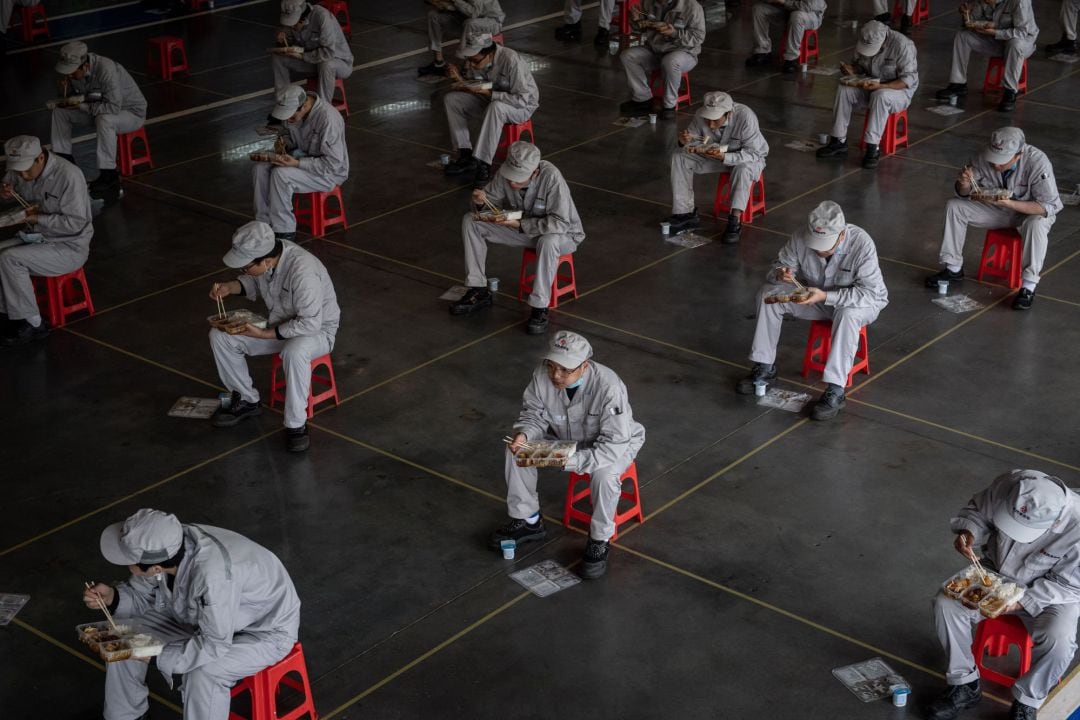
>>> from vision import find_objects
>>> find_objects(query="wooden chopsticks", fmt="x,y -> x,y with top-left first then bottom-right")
84,582 -> 118,633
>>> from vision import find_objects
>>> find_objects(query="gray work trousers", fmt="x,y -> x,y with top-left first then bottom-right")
949,30 -> 1035,90
938,198 -> 1054,287
461,214 -> 576,309
103,608 -> 294,720
932,593 -> 1079,709
0,241 -> 87,321
749,284 -> 879,387
50,106 -> 144,171
670,151 -> 763,215
427,10 -> 502,53
209,328 -> 332,428
505,441 -> 633,541
564,0 -> 617,26
270,55 -> 352,104
444,91 -> 532,164
252,163 -> 337,234
872,0 -> 916,15
1062,0 -> 1080,40
752,4 -> 821,58
830,86 -> 912,144
620,47 -> 698,108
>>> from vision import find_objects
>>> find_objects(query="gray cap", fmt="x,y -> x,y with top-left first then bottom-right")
700,91 -> 734,121
223,221 -> 276,268
460,32 -> 494,57
4,135 -> 42,172
799,200 -> 846,251
993,471 -> 1070,543
271,84 -> 307,120
984,126 -> 1025,165
100,509 -> 184,566
856,20 -> 888,56
499,141 -> 541,183
279,0 -> 307,26
56,41 -> 89,75
544,331 -> 593,370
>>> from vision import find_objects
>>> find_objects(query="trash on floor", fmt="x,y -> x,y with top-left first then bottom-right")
666,232 -> 713,248
510,560 -> 581,597
0,594 -> 30,625
168,397 -> 221,419
932,295 -> 984,313
832,657 -> 910,703
758,388 -> 812,412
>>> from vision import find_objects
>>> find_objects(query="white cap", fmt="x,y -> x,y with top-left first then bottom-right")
856,21 -> 888,56
700,91 -> 734,120
460,33 -> 494,57
271,85 -> 307,120
56,41 -> 89,75
4,135 -> 42,172
799,201 -> 846,251
544,331 -> 593,370
100,509 -> 184,566
223,221 -> 276,267
993,471 -> 1070,544
984,126 -> 1025,165
279,0 -> 307,26
499,141 -> 541,183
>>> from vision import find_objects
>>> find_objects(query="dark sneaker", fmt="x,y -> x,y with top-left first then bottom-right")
1010,701 -> 1037,720
667,209 -> 700,234
449,287 -> 493,315
816,138 -> 848,158
619,98 -> 653,117
211,392 -> 261,427
489,518 -> 547,548
89,168 -> 120,192
862,143 -> 881,169
781,59 -> 798,73
1012,287 -> 1035,311
926,681 -> 982,720
286,425 -> 310,453
593,27 -> 610,48
661,105 -> 676,119
810,386 -> 846,421
935,83 -> 968,101
874,12 -> 891,22
444,152 -> 477,177
0,319 -> 50,346
526,307 -> 549,335
417,61 -> 447,77
900,14 -> 913,35
997,89 -> 1017,112
721,213 -> 741,244
580,537 -> 609,579
1045,35 -> 1076,55
472,160 -> 491,188
925,267 -> 964,288
735,363 -> 777,395
554,21 -> 582,41
745,52 -> 771,67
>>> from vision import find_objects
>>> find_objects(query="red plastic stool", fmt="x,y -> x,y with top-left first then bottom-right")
17,4 -> 50,42
31,268 -> 95,327
147,36 -> 189,81
303,77 -> 349,117
564,461 -> 644,540
972,616 -> 1034,688
269,353 -> 339,419
229,642 -> 318,720
494,118 -> 535,162
614,0 -> 643,35
977,228 -> 1023,289
894,0 -> 930,23
117,128 -> 154,176
517,248 -> 577,308
713,172 -> 766,222
983,57 -> 1028,94
859,108 -> 909,155
292,186 -> 347,238
801,320 -> 870,388
319,0 -> 351,36
779,27 -> 819,64
649,69 -> 691,109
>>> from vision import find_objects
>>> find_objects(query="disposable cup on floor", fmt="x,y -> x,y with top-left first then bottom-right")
892,688 -> 910,707
488,277 -> 499,293
500,539 -> 516,560
660,222 -> 671,235
754,380 -> 766,397
937,280 -> 948,295
817,133 -> 830,144
949,95 -> 958,106
648,113 -> 657,124
800,63 -> 808,73
218,391 -> 232,409
440,153 -> 450,165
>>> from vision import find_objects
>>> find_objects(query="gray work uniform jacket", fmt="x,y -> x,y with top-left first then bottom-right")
769,224 -> 889,311
69,53 -> 147,119
687,103 -> 770,169
114,524 -> 301,677
286,3 -> 354,66
451,0 -> 505,22
640,0 -> 706,55
513,360 -> 646,476
952,470 -> 1080,616
4,152 -> 93,251
782,0 -> 827,15
464,45 -> 540,114
973,0 -> 1039,42
960,144 -> 1061,218
282,94 -> 350,185
853,29 -> 919,93
237,240 -> 341,344
483,160 -> 585,243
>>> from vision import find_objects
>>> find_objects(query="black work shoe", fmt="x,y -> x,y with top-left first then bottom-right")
489,518 -> 547,548
810,386 -> 846,421
781,59 -> 798,73
661,105 -> 677,119
472,160 -> 491,188
935,83 -> 968,101
0,319 -> 50,346
449,287 -> 493,315
593,27 -> 610,48
874,12 -> 891,22
736,363 -> 777,395
1009,700 -> 1037,720
667,209 -> 700,234
619,98 -> 653,116
925,267 -> 964,288
815,138 -> 848,158
417,60 -> 447,77
1012,287 -> 1035,311
580,537 -> 610,579
997,89 -> 1017,112
721,212 -> 742,244
745,52 -> 771,67
285,425 -> 310,453
862,143 -> 881,169
900,14 -> 913,35
444,151 -> 477,176
554,21 -> 582,41
211,392 -> 261,427
525,307 -> 549,334
89,169 -> 121,201
926,681 -> 982,720
1045,35 -> 1077,55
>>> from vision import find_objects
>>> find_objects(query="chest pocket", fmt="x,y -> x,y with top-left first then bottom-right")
833,266 -> 855,287
39,191 -> 61,216
494,70 -> 512,92
529,195 -> 547,216
1011,183 -> 1030,201
997,11 -> 1013,27
879,62 -> 898,82
584,411 -> 603,438
1024,552 -> 1057,574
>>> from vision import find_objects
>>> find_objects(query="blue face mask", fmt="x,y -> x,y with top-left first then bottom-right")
566,376 -> 585,389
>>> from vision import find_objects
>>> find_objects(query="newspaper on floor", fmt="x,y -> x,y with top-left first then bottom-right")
808,66 -> 840,76
439,285 -> 469,302
613,116 -> 649,128
0,594 -> 29,625
509,559 -> 581,597
1049,53 -> 1079,63
832,657 -> 910,703
758,387 -> 812,412
927,104 -> 965,116
932,294 -> 984,313
785,139 -> 821,153
168,397 -> 221,419
666,232 -> 713,248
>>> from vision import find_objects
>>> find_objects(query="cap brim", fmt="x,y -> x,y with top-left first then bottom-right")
499,163 -> 535,184
279,11 -> 302,25
6,157 -> 35,172
222,248 -> 254,268
270,103 -> 296,121
700,108 -> 725,120
55,60 -> 81,75
993,505 -> 1049,543
984,147 -> 1015,164
543,350 -> 588,369
799,227 -> 841,252
856,39 -> 885,56
459,45 -> 482,57
100,522 -> 140,565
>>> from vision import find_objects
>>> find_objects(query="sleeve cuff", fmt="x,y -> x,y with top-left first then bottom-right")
824,290 -> 839,306
1019,594 -> 1041,616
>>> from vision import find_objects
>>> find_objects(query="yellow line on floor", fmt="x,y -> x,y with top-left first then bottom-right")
573,245 -> 695,301
317,237 -> 460,283
60,327 -> 222,391
1022,99 -> 1080,114
350,125 -> 451,154
565,179 -> 669,208
892,154 -> 961,171
124,179 -> 253,219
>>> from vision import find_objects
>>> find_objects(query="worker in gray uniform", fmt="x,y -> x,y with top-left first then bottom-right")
83,508 -> 300,720
737,200 -> 888,421
619,0 -> 705,118
872,0 -> 919,35
208,221 -> 340,452
449,141 -> 584,335
252,85 -> 349,242
1044,0 -> 1079,53
816,20 -> 919,169
746,0 -> 826,73
666,90 -> 769,244
927,470 -> 1080,720
418,0 -> 505,76
442,33 -> 539,187
935,0 -> 1038,112
0,135 -> 92,346
925,127 -> 1060,312
50,41 -> 146,201
492,331 -> 646,579
272,0 -> 353,106
554,0 -> 617,46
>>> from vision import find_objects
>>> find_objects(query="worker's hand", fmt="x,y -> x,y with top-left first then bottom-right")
471,188 -> 488,206
446,64 -> 463,82
24,206 -> 38,225
839,62 -> 856,76
269,154 -> 299,168
861,80 -> 882,91
793,287 -> 826,304
1002,601 -> 1023,614
209,282 -> 235,301
957,165 -> 975,187
776,267 -> 796,284
508,432 -> 527,454
275,30 -> 287,45
494,217 -> 521,229
0,183 -> 12,200
657,22 -> 677,36
987,198 -> 1015,211
976,25 -> 996,35
954,530 -> 976,559
273,137 -> 287,155
82,583 -> 115,610
704,146 -> 725,160
239,324 -> 275,339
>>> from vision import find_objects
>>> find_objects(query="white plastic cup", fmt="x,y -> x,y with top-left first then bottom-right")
488,277 -> 499,293
948,95 -> 958,106
938,280 -> 948,295
648,113 -> 657,124
440,153 -> 451,165
892,688 -> 910,707
218,391 -> 232,409
800,63 -> 808,73
500,539 -> 516,560
851,20 -> 858,30
754,380 -> 766,397
608,39 -> 619,55
817,133 -> 830,144
660,222 -> 671,235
